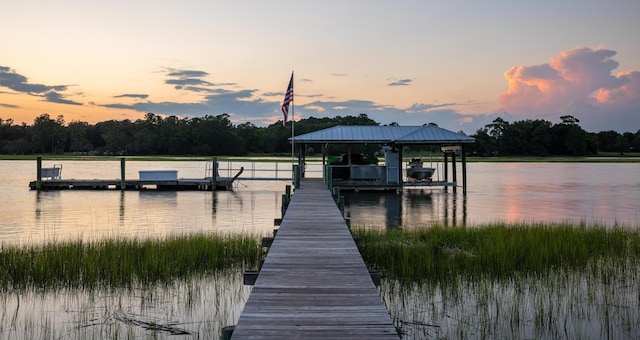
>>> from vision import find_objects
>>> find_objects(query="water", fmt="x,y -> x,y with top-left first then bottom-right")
346,162 -> 640,229
1,160 -> 289,245
2,160 -> 638,246
1,273 -> 249,339
1,159 -> 639,338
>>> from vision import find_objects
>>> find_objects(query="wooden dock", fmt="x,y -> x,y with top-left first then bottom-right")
30,157 -> 244,191
29,178 -> 234,191
231,179 -> 399,339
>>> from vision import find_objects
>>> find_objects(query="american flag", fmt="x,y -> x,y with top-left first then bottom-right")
281,73 -> 293,125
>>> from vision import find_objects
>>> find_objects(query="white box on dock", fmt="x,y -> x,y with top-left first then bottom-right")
138,170 -> 178,181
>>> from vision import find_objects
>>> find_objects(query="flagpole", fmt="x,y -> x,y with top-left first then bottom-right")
281,71 -> 295,182
290,71 -> 295,181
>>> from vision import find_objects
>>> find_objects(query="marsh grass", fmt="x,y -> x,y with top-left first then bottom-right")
1,272 -> 251,339
353,222 -> 640,283
0,233 -> 262,291
354,223 -> 640,338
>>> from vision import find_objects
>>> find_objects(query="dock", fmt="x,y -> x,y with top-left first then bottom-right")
29,157 -> 243,191
28,178 -> 234,191
231,179 -> 399,339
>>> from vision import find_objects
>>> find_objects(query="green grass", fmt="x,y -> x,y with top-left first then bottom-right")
0,233 -> 262,291
466,155 -> 640,162
353,222 -> 640,283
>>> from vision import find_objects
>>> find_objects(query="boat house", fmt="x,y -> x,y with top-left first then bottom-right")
290,125 -> 475,194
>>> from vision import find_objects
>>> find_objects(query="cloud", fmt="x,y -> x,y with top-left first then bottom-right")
388,78 -> 413,86
102,87 -> 278,123
0,65 -> 82,106
406,103 -> 456,113
164,68 -> 236,90
0,65 -> 69,94
114,93 -> 149,99
499,47 -> 640,131
44,92 -> 82,105
1,102 -> 20,108
263,91 -> 323,98
166,77 -> 214,88
166,70 -> 209,78
595,70 -> 640,107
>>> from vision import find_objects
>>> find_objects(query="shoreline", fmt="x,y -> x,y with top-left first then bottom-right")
2,154 -> 640,163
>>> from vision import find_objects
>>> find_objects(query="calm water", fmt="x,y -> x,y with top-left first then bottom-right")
1,160 -> 639,245
1,159 -> 639,338
346,161 -> 640,229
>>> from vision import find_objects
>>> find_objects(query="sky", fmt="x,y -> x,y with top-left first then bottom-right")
1,0 -> 639,134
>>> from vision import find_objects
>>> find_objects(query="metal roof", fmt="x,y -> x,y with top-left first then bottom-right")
290,125 -> 475,144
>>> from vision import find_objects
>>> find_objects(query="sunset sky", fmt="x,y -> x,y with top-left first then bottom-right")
2,1 -> 639,133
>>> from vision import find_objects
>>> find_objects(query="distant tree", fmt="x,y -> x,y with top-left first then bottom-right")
469,127 -> 494,156
96,119 -> 135,154
486,117 -> 510,155
337,113 -> 378,126
191,114 -> 244,155
560,115 -> 580,125
596,130 -> 620,152
632,130 -> 640,152
550,115 -> 592,155
614,135 -> 630,155
159,115 -> 192,154
31,114 -> 67,153
67,121 -> 93,153
236,122 -> 265,154
529,120 -> 553,156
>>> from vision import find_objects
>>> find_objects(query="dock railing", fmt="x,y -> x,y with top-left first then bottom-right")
214,160 -> 324,181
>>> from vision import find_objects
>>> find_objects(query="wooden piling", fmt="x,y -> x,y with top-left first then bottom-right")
212,157 -> 218,187
36,157 -> 42,191
120,157 -> 126,190
293,164 -> 301,189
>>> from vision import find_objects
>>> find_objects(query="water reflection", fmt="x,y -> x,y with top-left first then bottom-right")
0,272 -> 250,339
3,161 -> 640,244
119,191 -> 125,221
344,189 -> 468,229
20,184 -> 283,244
382,261 -> 640,339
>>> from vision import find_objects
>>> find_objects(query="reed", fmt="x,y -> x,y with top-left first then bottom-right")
0,233 -> 262,290
353,222 -> 640,283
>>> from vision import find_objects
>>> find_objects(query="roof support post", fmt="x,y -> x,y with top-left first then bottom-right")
452,151 -> 457,194
461,144 -> 467,195
398,145 -> 404,188
443,151 -> 449,192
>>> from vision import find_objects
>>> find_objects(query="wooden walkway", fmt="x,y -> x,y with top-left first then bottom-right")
231,179 -> 399,339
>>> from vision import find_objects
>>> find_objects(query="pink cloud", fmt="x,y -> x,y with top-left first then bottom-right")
596,70 -> 640,107
499,47 -> 636,116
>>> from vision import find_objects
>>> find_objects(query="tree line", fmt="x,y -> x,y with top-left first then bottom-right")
470,115 -> 640,156
0,113 -> 378,156
0,113 -> 638,156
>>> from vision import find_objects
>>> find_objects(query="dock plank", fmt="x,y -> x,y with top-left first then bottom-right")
232,179 -> 398,339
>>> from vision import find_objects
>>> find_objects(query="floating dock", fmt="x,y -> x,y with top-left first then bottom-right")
29,178 -> 233,191
230,179 -> 399,339
29,157 -> 242,191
